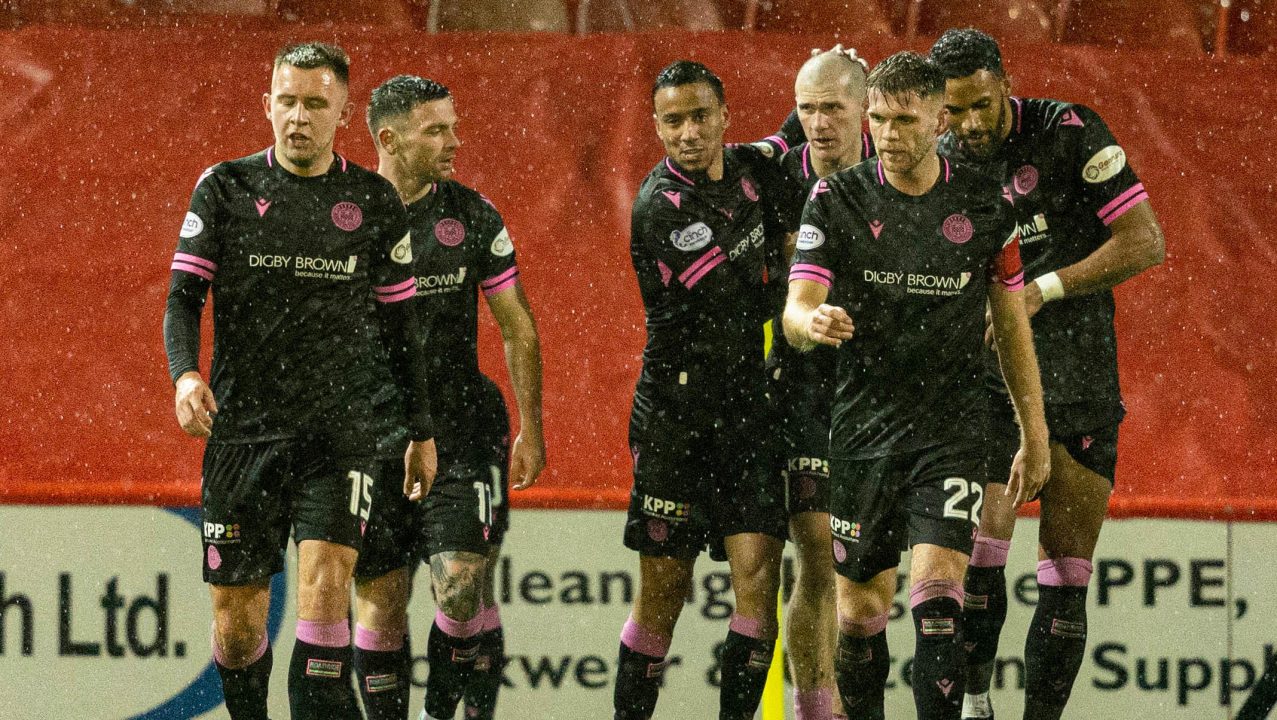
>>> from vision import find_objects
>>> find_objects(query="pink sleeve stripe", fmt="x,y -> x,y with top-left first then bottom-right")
764,134 -> 789,154
1096,183 -> 1145,220
677,246 -> 723,284
480,266 -> 519,290
1100,191 -> 1149,226
482,276 -> 519,296
790,263 -> 832,282
789,270 -> 832,287
172,261 -> 214,281
681,253 -> 726,289
373,278 -> 417,296
174,253 -> 217,271
375,286 -> 417,304
1000,271 -> 1025,290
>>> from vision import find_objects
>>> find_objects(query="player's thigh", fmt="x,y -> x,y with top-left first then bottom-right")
909,543 -> 971,585
834,568 -> 897,621
1038,439 -> 1113,561
828,455 -> 909,584
904,443 -> 985,560
200,441 -> 293,586
296,539 -> 358,620
354,455 -> 418,584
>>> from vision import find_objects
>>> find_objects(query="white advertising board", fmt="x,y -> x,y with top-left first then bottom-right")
0,507 -> 1272,719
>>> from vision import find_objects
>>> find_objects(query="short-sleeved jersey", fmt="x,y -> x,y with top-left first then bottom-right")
792,158 -> 1023,459
939,98 -> 1147,413
631,145 -> 800,383
767,134 -> 877,383
167,148 -> 416,444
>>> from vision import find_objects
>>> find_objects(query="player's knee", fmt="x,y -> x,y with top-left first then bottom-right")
355,573 -> 411,629
433,555 -> 485,621
212,614 -> 267,667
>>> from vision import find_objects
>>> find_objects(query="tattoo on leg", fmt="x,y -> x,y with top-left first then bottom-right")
431,552 -> 485,620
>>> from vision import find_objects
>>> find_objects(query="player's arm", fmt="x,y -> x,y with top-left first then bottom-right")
986,234 -> 1050,506
1026,201 -> 1164,316
782,278 -> 853,351
751,110 -> 804,160
485,284 -> 545,491
164,170 -> 221,438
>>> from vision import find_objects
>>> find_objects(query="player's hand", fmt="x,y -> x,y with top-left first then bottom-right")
807,304 -> 855,347
404,438 -> 438,502
1022,281 -> 1045,319
509,430 -> 546,491
1006,441 -> 1050,508
813,43 -> 870,72
174,371 -> 217,438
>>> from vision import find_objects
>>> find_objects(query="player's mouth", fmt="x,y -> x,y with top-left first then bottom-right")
287,133 -> 311,146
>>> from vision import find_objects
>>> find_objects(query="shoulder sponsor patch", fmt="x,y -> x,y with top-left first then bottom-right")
489,227 -> 514,257
796,224 -> 825,251
390,232 -> 413,264
180,212 -> 204,238
1083,145 -> 1126,184
669,222 -> 713,252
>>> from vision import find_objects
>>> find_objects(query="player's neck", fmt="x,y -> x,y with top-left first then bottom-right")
884,153 -> 941,196
706,150 -> 725,182
378,160 -> 436,205
275,146 -> 335,177
813,145 -> 861,179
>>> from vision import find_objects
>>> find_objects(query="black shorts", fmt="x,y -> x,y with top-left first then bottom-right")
201,435 -> 374,585
986,392 -> 1120,485
829,442 -> 986,582
354,456 -> 423,580
769,360 -> 833,517
624,374 -> 787,560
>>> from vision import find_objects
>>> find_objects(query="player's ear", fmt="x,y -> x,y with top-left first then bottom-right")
377,126 -> 397,154
261,92 -> 271,119
721,102 -> 730,131
338,99 -> 355,128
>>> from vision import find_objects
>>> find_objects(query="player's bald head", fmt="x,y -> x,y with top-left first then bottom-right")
795,51 -> 867,102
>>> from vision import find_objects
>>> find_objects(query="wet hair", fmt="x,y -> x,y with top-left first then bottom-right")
367,75 -> 452,140
273,41 -> 350,86
865,51 -> 946,101
652,60 -> 725,106
929,28 -> 1006,79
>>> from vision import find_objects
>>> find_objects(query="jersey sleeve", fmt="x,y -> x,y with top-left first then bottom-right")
789,179 -> 838,288
473,196 -> 520,298
988,193 -> 1025,290
163,167 -> 222,382
1063,104 -> 1149,227
758,109 -> 805,160
367,186 -> 435,441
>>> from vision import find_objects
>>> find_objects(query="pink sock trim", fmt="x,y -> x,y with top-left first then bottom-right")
794,687 -> 833,719
970,533 -> 1011,567
1038,557 -> 1093,587
620,616 -> 671,657
211,627 -> 268,668
728,613 -> 775,640
838,611 -> 888,637
435,609 -> 484,639
909,579 -> 965,609
296,619 -> 349,648
354,623 -> 404,652
480,603 -> 502,631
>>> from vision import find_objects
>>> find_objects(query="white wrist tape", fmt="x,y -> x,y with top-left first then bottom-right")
1034,272 -> 1065,302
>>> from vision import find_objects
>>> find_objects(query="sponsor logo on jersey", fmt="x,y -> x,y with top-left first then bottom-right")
435,218 -> 466,247
1017,213 -> 1050,244
869,219 -> 884,239
248,253 -> 358,279
670,221 -> 713,252
490,227 -> 515,257
942,213 -> 974,244
796,224 -> 825,251
390,232 -> 413,264
331,201 -> 363,231
1084,145 -> 1126,183
416,266 -> 467,293
179,212 -> 204,238
254,198 -> 271,217
1013,164 -> 1039,195
727,223 -> 765,260
642,495 -> 690,522
862,269 -> 972,296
